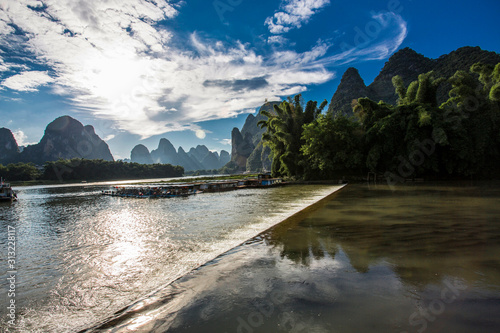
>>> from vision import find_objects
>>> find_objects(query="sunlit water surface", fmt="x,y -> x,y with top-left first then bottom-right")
102,182 -> 500,333
0,182 -> 341,332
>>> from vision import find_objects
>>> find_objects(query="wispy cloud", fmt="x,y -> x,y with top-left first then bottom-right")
0,1 -> 407,140
267,35 -> 290,45
0,0 -> 334,138
2,71 -> 54,91
265,0 -> 330,34
312,12 -> 408,67
0,56 -> 9,72
219,138 -> 231,146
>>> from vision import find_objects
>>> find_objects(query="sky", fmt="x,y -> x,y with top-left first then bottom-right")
0,0 -> 499,160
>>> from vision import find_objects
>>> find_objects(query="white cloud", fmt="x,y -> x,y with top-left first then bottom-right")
315,12 -> 408,66
0,0 -> 407,140
265,0 -> 330,34
219,138 -> 232,146
267,35 -> 289,45
2,71 -> 54,91
12,130 -> 37,146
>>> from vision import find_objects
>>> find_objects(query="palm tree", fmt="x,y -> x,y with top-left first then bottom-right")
257,94 -> 327,178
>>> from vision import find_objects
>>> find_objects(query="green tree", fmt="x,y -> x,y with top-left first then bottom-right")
301,114 -> 364,179
257,94 -> 327,178
354,71 -> 447,176
3,163 -> 41,181
355,64 -> 500,178
42,159 -> 184,181
439,62 -> 500,176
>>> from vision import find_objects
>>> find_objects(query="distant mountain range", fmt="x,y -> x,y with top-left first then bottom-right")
2,46 -> 499,175
0,116 -> 113,165
130,139 -> 230,171
0,115 -> 229,172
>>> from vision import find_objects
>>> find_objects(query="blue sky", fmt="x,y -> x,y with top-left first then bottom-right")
0,0 -> 499,159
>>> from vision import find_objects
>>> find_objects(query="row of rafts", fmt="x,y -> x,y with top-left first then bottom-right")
102,176 -> 284,199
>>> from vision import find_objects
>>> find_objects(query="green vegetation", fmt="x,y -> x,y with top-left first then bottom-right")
260,62 -> 500,180
219,160 -> 241,175
184,169 -> 220,176
0,163 -> 41,181
301,114 -> 364,180
1,159 -> 183,182
257,94 -> 328,179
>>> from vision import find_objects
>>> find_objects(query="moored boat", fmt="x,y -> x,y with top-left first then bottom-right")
102,183 -> 202,198
237,173 -> 284,188
0,178 -> 17,202
199,180 -> 239,193
101,174 -> 285,199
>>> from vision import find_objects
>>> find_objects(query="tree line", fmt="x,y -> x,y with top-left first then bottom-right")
0,159 -> 184,182
259,62 -> 500,180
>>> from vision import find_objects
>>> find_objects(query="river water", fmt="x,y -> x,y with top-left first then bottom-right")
0,181 -> 341,332
79,182 -> 500,333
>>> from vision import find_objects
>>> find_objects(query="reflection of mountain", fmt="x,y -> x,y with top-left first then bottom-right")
265,184 -> 500,288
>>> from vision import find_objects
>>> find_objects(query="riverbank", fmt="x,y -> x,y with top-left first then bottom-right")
9,174 -> 260,187
82,182 -> 500,333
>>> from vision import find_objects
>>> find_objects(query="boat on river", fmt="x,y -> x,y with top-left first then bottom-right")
0,178 -> 17,202
199,180 -> 239,193
237,173 -> 284,188
101,174 -> 284,199
102,183 -> 202,198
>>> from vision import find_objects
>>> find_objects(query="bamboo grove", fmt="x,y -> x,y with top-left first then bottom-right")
259,62 -> 500,180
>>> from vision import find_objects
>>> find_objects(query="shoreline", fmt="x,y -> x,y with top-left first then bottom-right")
79,184 -> 347,332
10,174 -> 247,189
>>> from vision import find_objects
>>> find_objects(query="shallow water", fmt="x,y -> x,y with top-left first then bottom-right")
107,182 -> 500,333
0,182 -> 341,332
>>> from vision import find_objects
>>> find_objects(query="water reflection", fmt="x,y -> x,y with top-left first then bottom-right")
266,183 -> 500,289
135,182 -> 500,333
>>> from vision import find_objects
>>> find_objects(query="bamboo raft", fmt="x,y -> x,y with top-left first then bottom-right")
102,175 -> 284,199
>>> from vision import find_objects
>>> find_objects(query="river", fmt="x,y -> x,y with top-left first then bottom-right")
83,181 -> 500,333
0,180 -> 341,332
